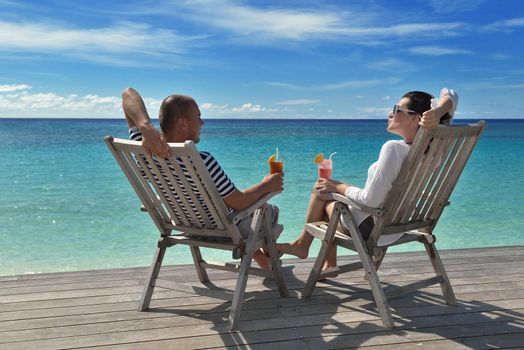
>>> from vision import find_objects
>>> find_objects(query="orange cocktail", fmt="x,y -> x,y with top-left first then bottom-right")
268,153 -> 283,174
269,160 -> 284,174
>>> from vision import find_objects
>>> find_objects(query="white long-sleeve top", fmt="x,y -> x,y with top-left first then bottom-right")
341,88 -> 459,228
343,140 -> 411,227
434,88 -> 459,121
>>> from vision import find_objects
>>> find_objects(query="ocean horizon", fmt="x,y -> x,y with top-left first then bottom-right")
2,118 -> 523,276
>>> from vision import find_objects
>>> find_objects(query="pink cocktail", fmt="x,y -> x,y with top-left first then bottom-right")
318,159 -> 332,178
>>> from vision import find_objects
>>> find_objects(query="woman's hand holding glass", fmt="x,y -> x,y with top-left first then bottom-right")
314,178 -> 349,194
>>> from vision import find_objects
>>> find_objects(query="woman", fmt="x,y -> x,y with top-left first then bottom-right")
278,89 -> 458,270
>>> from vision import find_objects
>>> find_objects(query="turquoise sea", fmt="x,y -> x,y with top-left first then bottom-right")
1,118 -> 523,276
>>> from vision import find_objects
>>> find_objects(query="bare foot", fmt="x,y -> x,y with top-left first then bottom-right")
276,241 -> 308,259
253,250 -> 271,270
320,262 -> 338,280
323,261 -> 337,270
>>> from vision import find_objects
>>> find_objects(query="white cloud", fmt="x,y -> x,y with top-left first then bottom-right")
366,58 -> 403,70
339,23 -> 464,38
490,53 -> 511,60
176,0 -> 349,41
264,82 -> 302,89
0,92 -> 282,118
200,102 -> 228,112
462,81 -> 524,90
277,99 -> 319,105
429,0 -> 484,13
360,107 -> 391,113
319,78 -> 399,91
0,91 -> 119,116
485,17 -> 524,31
0,20 -> 197,67
0,83 -> 32,92
0,87 -> 165,117
232,103 -> 264,113
267,78 -> 399,91
200,101 -> 276,117
382,96 -> 391,100
171,1 -> 465,43
408,46 -> 473,56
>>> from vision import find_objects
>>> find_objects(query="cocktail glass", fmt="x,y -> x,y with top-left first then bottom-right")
318,159 -> 332,178
269,159 -> 284,174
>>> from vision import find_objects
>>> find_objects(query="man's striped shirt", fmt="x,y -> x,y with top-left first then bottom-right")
129,127 -> 236,226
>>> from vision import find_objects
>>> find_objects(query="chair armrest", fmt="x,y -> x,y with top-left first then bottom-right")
228,191 -> 281,224
316,191 -> 386,217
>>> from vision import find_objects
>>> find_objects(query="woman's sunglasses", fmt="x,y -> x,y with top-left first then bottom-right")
392,105 -> 419,115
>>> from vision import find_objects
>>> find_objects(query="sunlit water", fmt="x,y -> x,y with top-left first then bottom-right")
1,118 -> 523,276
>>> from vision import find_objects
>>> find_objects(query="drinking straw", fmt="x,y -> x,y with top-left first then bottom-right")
329,152 -> 337,160
276,147 -> 279,161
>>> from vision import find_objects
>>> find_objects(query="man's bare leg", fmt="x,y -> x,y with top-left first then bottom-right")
253,249 -> 271,269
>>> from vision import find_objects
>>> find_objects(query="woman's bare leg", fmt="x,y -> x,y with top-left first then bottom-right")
277,191 -> 334,259
323,201 -> 338,269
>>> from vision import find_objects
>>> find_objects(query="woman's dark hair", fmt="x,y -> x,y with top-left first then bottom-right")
402,91 -> 451,125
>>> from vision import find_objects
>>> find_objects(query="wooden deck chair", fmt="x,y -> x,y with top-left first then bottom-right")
302,121 -> 485,328
105,137 -> 288,330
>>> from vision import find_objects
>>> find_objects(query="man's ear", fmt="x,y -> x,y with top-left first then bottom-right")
177,117 -> 187,130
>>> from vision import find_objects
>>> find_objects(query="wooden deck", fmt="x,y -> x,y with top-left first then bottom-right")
1,246 -> 523,349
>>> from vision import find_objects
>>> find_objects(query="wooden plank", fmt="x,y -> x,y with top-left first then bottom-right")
2,276 -> 521,332
349,333 -> 524,350
177,154 -> 222,229
417,136 -> 464,221
1,245 -> 520,283
139,153 -> 188,227
123,150 -> 175,230
2,256 -> 522,304
1,273 -> 522,325
394,137 -> 445,224
0,301 -> 523,347
3,307 -> 521,350
2,269 -> 522,323
184,142 -> 241,242
2,290 -> 524,342
2,259 -> 523,308
1,246 -> 522,350
153,154 -> 206,228
3,299 -> 523,346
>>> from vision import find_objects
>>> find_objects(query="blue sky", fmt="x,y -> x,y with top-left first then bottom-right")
0,0 -> 523,119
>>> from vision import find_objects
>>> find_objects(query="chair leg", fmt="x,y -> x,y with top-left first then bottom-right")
342,209 -> 395,328
374,247 -> 388,271
424,241 -> 457,305
228,248 -> 254,330
365,247 -> 388,280
190,245 -> 209,283
361,251 -> 395,328
262,208 -> 288,297
228,208 -> 264,330
302,205 -> 342,298
138,244 -> 167,311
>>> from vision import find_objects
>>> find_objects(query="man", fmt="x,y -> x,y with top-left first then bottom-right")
122,87 -> 283,268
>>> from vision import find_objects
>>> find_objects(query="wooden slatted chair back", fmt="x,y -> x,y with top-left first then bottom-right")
368,122 -> 485,245
105,138 -> 243,243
